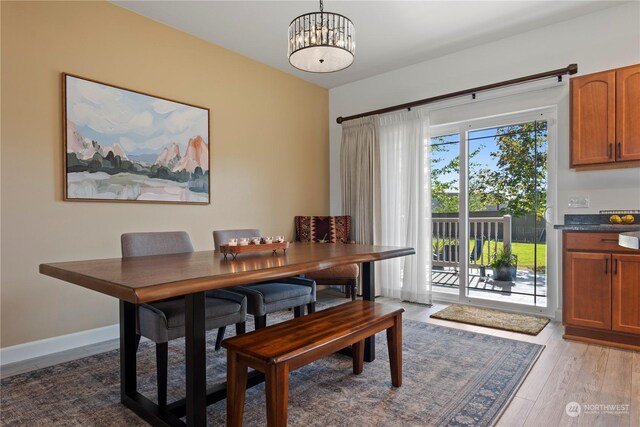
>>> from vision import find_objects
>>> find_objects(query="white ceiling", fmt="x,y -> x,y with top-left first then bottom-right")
113,1 -> 623,89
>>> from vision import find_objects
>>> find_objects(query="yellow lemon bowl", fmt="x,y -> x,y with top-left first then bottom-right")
621,214 -> 635,224
609,215 -> 623,224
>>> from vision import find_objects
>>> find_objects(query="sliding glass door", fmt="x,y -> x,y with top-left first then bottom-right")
429,110 -> 555,312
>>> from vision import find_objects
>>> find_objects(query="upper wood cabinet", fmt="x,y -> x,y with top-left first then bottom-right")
570,64 -> 640,169
616,66 -> 640,162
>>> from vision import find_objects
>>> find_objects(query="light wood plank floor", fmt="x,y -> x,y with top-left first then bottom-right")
2,289 -> 638,426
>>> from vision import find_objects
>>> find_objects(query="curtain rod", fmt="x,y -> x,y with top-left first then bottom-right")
336,63 -> 578,124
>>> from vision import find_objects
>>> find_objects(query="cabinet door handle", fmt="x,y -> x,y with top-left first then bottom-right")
608,144 -> 613,159
616,142 -> 621,159
601,238 -> 619,243
614,258 -> 618,275
604,258 -> 608,274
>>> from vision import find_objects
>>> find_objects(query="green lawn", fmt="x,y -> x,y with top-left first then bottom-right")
434,239 -> 546,271
477,241 -> 546,271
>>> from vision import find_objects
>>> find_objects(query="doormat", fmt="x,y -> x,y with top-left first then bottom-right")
430,304 -> 550,335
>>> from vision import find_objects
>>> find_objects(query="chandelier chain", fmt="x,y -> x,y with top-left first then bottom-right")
320,0 -> 323,13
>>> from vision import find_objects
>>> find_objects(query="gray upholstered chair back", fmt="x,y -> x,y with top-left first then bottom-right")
121,231 -> 194,258
213,229 -> 261,251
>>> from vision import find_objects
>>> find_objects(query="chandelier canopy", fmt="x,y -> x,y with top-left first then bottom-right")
288,0 -> 355,73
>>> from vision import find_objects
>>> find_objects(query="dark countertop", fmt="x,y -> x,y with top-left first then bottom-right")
554,213 -> 640,231
554,224 -> 640,231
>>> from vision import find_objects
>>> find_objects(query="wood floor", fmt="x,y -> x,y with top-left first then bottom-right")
2,289 -> 638,426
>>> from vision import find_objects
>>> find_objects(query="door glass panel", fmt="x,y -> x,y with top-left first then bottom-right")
430,133 -> 461,295
466,121 -> 548,307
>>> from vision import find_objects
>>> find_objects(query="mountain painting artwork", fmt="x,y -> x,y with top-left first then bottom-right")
63,74 -> 210,204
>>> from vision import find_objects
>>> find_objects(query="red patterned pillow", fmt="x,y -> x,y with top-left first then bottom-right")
295,216 -> 351,243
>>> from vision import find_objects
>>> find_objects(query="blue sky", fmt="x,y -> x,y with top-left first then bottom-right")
429,125 -> 547,189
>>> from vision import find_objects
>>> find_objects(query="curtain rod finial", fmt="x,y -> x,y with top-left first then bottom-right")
568,64 -> 578,75
337,117 -> 344,124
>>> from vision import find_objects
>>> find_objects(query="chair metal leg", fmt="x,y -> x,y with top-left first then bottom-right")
307,302 -> 316,314
215,327 -> 226,351
350,280 -> 357,301
235,321 -> 246,336
293,306 -> 304,318
255,315 -> 267,329
156,342 -> 168,407
134,334 -> 141,353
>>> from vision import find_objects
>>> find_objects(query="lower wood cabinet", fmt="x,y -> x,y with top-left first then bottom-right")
563,231 -> 640,350
564,252 -> 611,330
612,254 -> 640,334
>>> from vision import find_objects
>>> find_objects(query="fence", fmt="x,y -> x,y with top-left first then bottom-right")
433,211 -> 546,243
432,215 -> 511,269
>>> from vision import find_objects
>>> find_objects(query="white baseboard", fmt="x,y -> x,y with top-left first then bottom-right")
555,309 -> 563,322
0,324 -> 119,366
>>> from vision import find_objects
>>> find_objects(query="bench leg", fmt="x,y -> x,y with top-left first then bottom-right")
352,340 -> 364,375
386,314 -> 402,387
227,351 -> 248,427
265,363 -> 289,427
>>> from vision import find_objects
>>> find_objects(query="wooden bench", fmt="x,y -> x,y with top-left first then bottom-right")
222,300 -> 404,427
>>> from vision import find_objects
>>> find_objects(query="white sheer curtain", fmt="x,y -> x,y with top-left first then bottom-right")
377,109 -> 431,303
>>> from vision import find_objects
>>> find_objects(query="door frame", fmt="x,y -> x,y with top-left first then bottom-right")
429,107 -> 558,317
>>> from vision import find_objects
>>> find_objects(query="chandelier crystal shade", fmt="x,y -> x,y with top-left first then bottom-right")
288,0 -> 355,73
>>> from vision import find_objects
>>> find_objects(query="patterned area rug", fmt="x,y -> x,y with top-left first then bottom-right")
430,304 -> 550,335
1,310 -> 543,426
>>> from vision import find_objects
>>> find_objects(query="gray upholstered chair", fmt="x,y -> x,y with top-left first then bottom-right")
121,231 -> 247,407
213,229 -> 316,329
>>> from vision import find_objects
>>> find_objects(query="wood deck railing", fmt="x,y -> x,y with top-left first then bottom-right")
432,215 -> 511,268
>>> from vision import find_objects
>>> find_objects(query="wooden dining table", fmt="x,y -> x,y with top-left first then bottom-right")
39,242 -> 414,427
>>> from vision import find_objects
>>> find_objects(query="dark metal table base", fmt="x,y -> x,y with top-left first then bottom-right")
119,261 -> 376,426
120,296 -> 265,427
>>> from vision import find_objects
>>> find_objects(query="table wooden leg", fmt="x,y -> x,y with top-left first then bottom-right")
362,261 -> 375,362
185,292 -> 207,427
227,351 -> 247,427
265,363 -> 289,427
386,313 -> 402,387
352,340 -> 364,375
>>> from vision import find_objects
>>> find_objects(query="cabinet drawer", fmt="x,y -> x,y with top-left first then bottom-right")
565,232 -> 638,252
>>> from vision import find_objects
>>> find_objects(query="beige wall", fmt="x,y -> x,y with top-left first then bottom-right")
0,1 -> 329,347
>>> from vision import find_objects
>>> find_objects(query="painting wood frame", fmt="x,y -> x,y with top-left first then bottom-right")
62,73 -> 210,204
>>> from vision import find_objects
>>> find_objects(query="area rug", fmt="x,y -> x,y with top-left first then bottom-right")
1,310 -> 543,426
430,304 -> 550,335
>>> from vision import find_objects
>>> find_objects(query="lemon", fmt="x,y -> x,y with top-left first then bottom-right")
610,215 -> 622,224
622,214 -> 635,224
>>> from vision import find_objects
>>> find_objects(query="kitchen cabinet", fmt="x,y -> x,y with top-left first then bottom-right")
570,63 -> 640,169
612,254 -> 640,334
563,231 -> 640,350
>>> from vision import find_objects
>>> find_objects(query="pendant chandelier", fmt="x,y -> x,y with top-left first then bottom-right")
288,0 -> 355,73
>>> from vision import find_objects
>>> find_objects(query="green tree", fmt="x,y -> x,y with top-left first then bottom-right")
430,137 -> 486,213
476,121 -> 547,218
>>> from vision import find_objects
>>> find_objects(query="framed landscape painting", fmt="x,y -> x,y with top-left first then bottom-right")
63,73 -> 210,204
